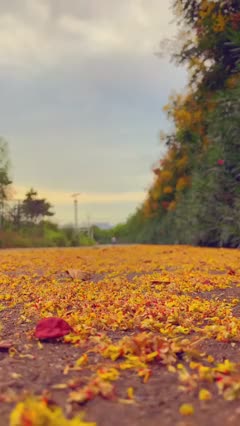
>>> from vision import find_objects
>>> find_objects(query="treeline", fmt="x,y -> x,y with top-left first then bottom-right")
0,189 -> 95,248
118,0 -> 240,247
0,138 -> 119,247
0,222 -> 95,248
0,143 -> 94,247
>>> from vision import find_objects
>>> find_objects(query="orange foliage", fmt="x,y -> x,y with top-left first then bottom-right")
176,176 -> 191,191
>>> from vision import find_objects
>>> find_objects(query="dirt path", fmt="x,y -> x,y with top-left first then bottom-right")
1,246 -> 240,425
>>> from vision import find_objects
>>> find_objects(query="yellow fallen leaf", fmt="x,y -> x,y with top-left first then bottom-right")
63,365 -> 70,375
11,373 -> 22,380
168,365 -> 176,373
118,398 -> 134,404
38,341 -> 43,350
138,368 -> 151,383
51,383 -> 68,390
75,354 -> 88,368
10,397 -> 96,426
199,389 -> 212,401
97,367 -> 119,381
9,347 -> 18,358
19,353 -> 34,359
179,403 -> 194,416
127,387 -> 134,400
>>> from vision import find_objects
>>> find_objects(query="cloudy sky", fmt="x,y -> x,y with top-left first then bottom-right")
0,0 -> 186,225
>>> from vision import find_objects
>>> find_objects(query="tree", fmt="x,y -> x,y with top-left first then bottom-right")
0,137 -> 12,202
22,189 -> 54,223
122,1 -> 240,246
7,201 -> 23,228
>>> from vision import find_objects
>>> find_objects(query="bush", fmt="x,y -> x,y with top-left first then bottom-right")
78,234 -> 95,246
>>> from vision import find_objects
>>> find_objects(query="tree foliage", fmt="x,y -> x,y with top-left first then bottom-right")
123,0 -> 240,247
0,137 -> 12,202
22,188 -> 54,223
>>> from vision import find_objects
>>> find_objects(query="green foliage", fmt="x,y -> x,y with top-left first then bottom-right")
60,226 -> 95,247
0,137 -> 12,201
22,188 -> 54,223
92,226 -> 113,244
119,1 -> 240,247
78,233 -> 95,247
0,221 -> 96,249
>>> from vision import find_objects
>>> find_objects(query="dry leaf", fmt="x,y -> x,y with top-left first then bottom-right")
51,383 -> 68,390
66,270 -> 92,281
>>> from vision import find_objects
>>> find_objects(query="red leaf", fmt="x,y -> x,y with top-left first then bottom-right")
217,159 -> 225,166
162,201 -> 170,209
34,317 -> 72,340
0,340 -> 12,351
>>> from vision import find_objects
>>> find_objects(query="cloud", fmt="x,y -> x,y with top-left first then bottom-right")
0,0 -> 177,70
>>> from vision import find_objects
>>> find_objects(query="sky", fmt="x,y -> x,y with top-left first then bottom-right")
0,0 -> 187,225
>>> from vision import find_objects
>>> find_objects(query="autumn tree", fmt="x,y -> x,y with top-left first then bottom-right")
126,0 -> 240,246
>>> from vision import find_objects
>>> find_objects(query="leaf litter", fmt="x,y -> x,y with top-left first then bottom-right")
1,246 -> 240,425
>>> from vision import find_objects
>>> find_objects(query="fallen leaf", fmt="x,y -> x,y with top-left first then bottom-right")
199,388 -> 212,401
179,403 -> 194,416
11,373 -> 22,380
19,353 -> 35,360
66,270 -> 92,281
0,340 -> 12,351
118,398 -> 134,404
10,397 -> 96,425
127,387 -> 134,400
51,383 -> 68,390
34,317 -> 72,340
75,354 -> 88,368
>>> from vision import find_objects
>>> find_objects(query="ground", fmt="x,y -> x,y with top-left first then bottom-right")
1,245 -> 240,425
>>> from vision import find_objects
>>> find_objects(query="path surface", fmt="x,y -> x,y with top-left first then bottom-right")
1,245 -> 240,425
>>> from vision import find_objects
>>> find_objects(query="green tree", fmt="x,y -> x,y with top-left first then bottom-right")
22,188 -> 54,223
